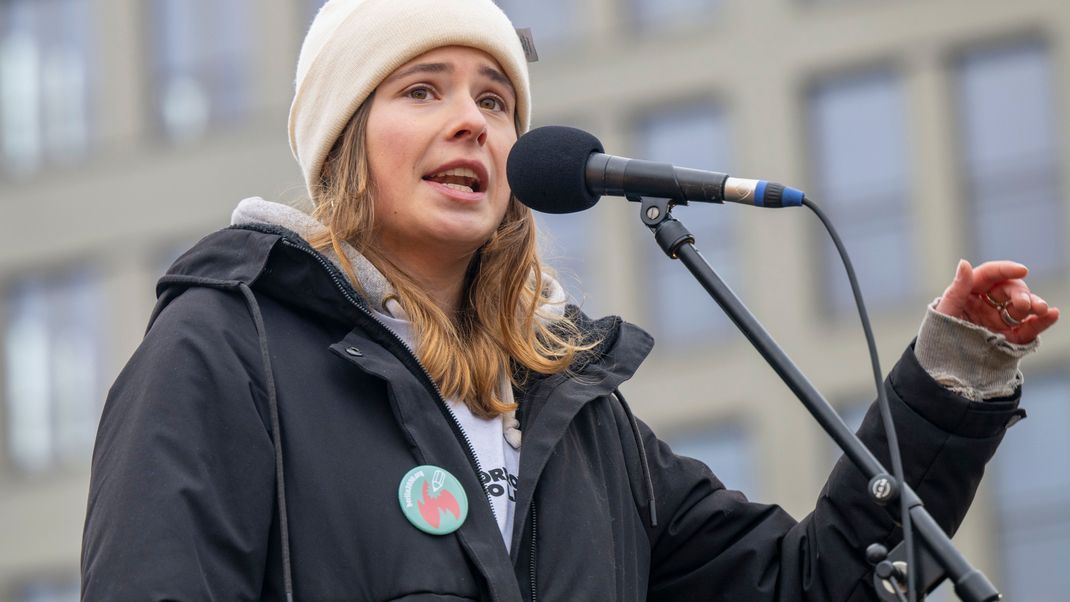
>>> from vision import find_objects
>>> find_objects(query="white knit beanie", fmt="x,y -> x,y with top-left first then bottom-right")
289,0 -> 532,201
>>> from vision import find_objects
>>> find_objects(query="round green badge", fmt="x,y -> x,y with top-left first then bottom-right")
398,465 -> 469,535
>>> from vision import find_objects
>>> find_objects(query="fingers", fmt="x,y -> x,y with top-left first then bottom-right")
1031,293 -> 1049,315
934,259 -> 974,318
936,259 -> 1057,345
973,275 -> 1057,344
986,281 -> 1054,322
988,279 -> 1033,320
969,261 -> 1029,294
963,294 -> 1012,333
1006,307 -> 1060,345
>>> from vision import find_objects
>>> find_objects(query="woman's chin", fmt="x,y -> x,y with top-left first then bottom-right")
381,224 -> 495,259
428,228 -> 495,254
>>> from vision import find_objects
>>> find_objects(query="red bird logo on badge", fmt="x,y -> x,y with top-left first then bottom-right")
417,480 -> 461,529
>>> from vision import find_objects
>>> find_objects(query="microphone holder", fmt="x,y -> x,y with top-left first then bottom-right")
633,195 -> 1001,602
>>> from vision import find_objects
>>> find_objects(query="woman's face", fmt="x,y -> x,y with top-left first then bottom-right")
366,46 -> 518,261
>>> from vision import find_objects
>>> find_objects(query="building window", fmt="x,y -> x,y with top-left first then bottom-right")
496,0 -> 578,51
12,576 -> 79,602
991,373 -> 1070,599
4,269 -> 106,473
631,0 -> 721,28
633,103 -> 738,344
668,422 -> 757,496
808,68 -> 914,313
956,40 -> 1063,275
148,0 -> 251,142
0,0 -> 92,175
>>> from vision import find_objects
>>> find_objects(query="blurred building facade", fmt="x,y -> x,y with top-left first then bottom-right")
0,0 -> 1067,599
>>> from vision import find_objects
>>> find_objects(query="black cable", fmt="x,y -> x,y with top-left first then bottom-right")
802,198 -> 916,602
889,578 -> 910,602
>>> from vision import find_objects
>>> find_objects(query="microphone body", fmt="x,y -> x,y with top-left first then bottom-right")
507,126 -> 806,214
586,153 -> 804,209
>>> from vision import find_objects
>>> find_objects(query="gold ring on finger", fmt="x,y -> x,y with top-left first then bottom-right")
984,292 -> 1007,310
1000,307 -> 1023,327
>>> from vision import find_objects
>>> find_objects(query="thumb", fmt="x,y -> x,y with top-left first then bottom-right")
935,259 -> 974,317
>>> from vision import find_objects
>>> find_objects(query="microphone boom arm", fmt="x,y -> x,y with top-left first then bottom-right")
635,195 -> 1001,602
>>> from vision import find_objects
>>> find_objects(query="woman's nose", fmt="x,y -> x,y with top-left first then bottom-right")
449,97 -> 488,146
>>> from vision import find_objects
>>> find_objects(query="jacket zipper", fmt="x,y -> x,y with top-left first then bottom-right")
280,239 -> 498,522
529,500 -> 537,602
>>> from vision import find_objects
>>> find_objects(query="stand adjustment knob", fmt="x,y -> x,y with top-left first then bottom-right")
868,474 -> 898,505
866,543 -> 889,566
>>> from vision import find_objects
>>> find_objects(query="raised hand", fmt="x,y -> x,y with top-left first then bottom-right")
934,260 -> 1059,345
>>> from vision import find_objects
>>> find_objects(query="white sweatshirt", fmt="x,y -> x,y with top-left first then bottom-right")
374,309 -> 520,551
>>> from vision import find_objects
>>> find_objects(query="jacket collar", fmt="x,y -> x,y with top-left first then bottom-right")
231,197 -> 398,313
508,312 -> 654,558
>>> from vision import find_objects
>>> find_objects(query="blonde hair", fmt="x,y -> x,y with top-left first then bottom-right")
307,97 -> 594,419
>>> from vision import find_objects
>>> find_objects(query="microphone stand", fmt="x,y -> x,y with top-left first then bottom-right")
633,195 -> 1001,602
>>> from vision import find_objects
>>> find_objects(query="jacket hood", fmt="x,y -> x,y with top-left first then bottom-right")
230,197 -> 396,313
157,221 -> 372,329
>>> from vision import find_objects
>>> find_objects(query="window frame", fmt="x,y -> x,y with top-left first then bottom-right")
951,36 -> 1064,278
629,98 -> 741,345
2,265 -> 108,474
803,63 -> 916,317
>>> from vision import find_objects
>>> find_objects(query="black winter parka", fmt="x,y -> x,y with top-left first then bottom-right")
82,224 -> 1023,601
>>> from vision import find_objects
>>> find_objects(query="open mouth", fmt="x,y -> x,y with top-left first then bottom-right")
423,167 -> 483,193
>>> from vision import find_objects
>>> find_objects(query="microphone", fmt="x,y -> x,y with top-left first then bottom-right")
506,125 -> 807,214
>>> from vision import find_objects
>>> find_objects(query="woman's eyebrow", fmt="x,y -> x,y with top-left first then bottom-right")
479,65 -> 515,96
384,62 -> 450,84
383,62 -> 514,96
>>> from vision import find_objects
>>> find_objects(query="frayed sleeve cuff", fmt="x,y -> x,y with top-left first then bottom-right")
914,298 -> 1038,401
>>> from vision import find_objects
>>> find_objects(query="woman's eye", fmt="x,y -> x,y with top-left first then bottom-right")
407,86 -> 432,100
478,96 -> 505,111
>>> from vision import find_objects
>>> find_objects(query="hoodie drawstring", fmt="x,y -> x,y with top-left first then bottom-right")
237,283 -> 295,602
158,275 -> 295,601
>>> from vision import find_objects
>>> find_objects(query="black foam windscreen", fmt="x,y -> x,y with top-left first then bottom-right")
507,126 -> 604,214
